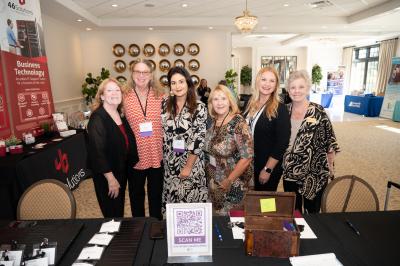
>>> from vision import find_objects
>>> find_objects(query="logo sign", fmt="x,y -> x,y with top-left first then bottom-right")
54,149 -> 69,174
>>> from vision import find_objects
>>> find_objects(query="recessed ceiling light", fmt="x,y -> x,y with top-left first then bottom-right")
182,3 -> 188,8
148,27 -> 154,31
321,25 -> 328,29
208,26 -> 213,30
283,4 -> 289,7
111,4 -> 118,7
76,19 -> 83,22
86,27 -> 92,31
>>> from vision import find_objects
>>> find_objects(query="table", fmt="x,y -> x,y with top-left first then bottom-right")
309,93 -> 333,108
344,95 -> 384,117
0,132 -> 90,219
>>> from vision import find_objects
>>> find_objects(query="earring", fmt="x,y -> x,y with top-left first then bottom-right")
170,90 -> 174,96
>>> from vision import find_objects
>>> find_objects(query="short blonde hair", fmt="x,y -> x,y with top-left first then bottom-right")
208,85 -> 239,119
92,78 -> 126,114
286,70 -> 312,91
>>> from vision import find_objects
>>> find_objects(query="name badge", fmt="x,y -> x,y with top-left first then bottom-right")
139,122 -> 153,137
209,155 -> 217,167
173,138 -> 185,154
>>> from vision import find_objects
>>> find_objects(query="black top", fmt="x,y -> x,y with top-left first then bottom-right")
253,102 -> 290,172
87,106 -> 139,177
197,86 -> 211,105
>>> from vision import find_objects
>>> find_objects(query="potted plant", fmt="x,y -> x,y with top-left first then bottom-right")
225,69 -> 238,97
311,64 -> 323,92
5,135 -> 23,154
81,67 -> 110,106
240,65 -> 252,94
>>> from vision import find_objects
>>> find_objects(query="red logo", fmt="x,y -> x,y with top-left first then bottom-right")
19,0 -> 25,5
54,149 -> 69,174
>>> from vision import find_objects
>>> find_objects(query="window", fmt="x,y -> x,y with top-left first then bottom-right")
350,45 -> 379,93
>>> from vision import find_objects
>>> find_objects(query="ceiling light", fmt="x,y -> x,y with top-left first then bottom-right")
208,26 -> 213,30
321,25 -> 327,29
111,4 -> 118,7
182,3 -> 188,8
76,19 -> 83,22
283,4 -> 289,7
86,27 -> 92,31
148,27 -> 154,31
235,0 -> 258,33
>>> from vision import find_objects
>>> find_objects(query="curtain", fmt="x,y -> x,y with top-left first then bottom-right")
341,47 -> 353,95
376,39 -> 398,95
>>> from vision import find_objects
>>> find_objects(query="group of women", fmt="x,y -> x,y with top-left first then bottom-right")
87,59 -> 340,219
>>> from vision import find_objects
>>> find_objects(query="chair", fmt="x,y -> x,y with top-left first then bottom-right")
321,175 -> 379,213
17,179 -> 76,220
384,180 -> 400,210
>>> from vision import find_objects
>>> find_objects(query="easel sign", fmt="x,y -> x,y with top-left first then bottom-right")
166,203 -> 212,263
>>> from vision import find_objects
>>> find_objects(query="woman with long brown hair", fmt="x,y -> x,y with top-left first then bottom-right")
245,67 -> 291,191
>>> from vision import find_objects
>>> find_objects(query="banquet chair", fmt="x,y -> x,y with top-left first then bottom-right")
321,175 -> 379,213
17,179 -> 76,220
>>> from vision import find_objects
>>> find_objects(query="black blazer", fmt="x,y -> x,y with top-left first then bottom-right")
87,106 -> 139,178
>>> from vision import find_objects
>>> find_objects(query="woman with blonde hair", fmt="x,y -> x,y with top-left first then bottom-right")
245,67 -> 290,191
124,59 -> 164,220
205,85 -> 253,215
87,78 -> 138,217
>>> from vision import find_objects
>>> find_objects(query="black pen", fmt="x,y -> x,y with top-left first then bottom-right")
345,220 -> 360,236
214,223 -> 223,241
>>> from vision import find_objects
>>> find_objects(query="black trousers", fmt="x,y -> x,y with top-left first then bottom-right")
283,180 -> 326,214
254,166 -> 282,191
93,173 -> 126,218
127,167 -> 163,220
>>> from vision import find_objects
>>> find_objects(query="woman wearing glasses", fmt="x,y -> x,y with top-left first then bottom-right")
161,67 -> 208,216
124,59 -> 165,220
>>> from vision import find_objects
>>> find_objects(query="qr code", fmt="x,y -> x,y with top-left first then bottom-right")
175,209 -> 204,236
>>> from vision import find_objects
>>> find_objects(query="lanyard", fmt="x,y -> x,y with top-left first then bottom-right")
133,88 -> 150,120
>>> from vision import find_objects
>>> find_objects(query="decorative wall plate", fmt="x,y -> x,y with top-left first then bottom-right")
148,59 -> 156,71
113,44 -> 125,57
173,43 -> 185,56
143,44 -> 155,57
191,75 -> 200,86
159,59 -> 171,73
188,43 -> 200,56
128,44 -> 140,57
158,43 -> 170,56
159,75 -> 169,87
174,59 -> 185,68
114,60 -> 126,73
116,76 -> 127,83
129,59 -> 141,70
188,59 -> 200,71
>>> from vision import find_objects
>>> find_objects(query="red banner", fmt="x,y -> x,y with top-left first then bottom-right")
0,62 -> 11,138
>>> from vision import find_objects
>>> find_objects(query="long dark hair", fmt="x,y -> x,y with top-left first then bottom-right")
167,67 -> 197,116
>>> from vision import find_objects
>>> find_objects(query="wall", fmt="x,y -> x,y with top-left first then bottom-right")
42,14 -> 85,113
232,47 -> 252,94
80,30 -> 231,91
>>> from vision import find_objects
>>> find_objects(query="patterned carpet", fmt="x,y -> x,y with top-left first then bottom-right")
73,118 -> 400,218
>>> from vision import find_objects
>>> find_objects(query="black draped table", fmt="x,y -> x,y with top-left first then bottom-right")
0,131 -> 90,219
1,211 -> 399,265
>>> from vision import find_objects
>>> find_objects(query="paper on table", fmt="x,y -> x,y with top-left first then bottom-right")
88,233 -> 114,246
289,253 -> 343,266
295,218 -> 317,239
33,247 -> 56,265
0,260 -> 14,266
24,257 -> 49,266
72,263 -> 94,266
230,217 -> 245,240
99,219 -> 121,233
77,246 -> 104,261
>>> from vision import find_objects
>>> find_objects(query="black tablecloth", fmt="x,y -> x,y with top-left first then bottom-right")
0,131 -> 90,219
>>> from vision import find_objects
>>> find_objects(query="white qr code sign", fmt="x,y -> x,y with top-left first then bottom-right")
166,203 -> 212,263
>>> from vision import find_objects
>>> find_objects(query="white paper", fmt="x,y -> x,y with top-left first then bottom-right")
24,257 -> 49,266
77,246 -> 104,261
0,250 -> 23,266
230,217 -> 245,240
99,219 -> 121,233
295,218 -> 317,239
72,263 -> 94,266
88,233 -> 114,246
32,247 -> 56,265
0,260 -> 14,266
289,253 -> 343,266
56,121 -> 68,131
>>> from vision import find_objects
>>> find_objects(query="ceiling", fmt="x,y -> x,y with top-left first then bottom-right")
40,0 -> 400,47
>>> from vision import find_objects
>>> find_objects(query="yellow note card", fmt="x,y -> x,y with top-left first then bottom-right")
260,198 -> 276,212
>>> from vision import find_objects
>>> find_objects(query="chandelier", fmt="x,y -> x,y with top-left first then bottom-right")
234,0 -> 258,33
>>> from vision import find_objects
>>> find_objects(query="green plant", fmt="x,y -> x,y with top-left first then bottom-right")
240,65 -> 252,86
81,68 -> 110,105
5,135 -> 21,146
311,64 -> 323,90
225,69 -> 238,89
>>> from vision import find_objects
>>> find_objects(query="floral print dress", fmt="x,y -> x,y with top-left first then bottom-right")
161,99 -> 208,215
204,114 -> 254,215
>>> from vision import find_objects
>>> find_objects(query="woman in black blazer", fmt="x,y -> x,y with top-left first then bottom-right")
87,78 -> 138,217
245,67 -> 290,191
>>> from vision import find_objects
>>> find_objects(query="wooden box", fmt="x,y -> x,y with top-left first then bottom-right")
244,191 -> 300,258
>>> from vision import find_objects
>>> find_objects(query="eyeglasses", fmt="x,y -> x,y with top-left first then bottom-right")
133,70 -> 151,76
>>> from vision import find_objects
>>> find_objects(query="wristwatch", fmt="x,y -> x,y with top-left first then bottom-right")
264,167 -> 273,174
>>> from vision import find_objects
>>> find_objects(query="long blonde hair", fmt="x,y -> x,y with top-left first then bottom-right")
92,78 -> 126,114
246,67 -> 280,120
127,58 -> 164,98
208,85 -> 239,119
